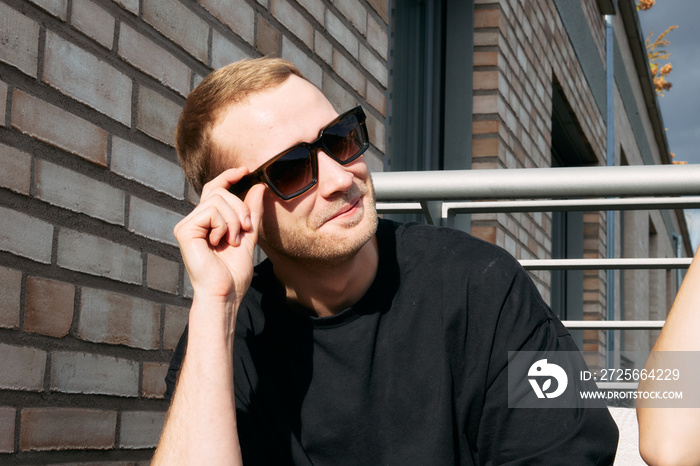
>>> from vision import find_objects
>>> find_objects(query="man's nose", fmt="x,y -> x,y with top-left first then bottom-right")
316,150 -> 354,197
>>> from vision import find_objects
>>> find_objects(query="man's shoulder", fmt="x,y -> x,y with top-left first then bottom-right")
380,219 -> 522,277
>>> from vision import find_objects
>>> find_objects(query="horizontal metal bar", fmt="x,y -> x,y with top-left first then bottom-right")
372,165 -> 700,201
378,197 -> 700,217
443,196 -> 700,214
375,202 -> 423,214
561,321 -> 665,330
519,258 -> 692,270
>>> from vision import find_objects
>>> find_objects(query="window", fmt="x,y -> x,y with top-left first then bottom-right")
387,0 -> 474,228
550,81 -> 596,347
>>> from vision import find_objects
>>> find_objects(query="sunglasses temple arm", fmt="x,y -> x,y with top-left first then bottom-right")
228,173 -> 257,199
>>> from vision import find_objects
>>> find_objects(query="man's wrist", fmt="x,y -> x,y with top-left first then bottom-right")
187,295 -> 240,347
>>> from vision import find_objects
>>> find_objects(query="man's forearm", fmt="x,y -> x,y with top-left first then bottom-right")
153,299 -> 243,465
638,247 -> 700,465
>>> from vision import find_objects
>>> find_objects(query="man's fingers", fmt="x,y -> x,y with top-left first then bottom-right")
199,188 -> 255,243
200,167 -> 250,200
244,184 -> 266,235
206,208 -> 229,247
176,194 -> 246,248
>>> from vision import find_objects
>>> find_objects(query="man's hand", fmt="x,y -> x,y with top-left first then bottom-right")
174,168 -> 265,307
154,169 -> 265,466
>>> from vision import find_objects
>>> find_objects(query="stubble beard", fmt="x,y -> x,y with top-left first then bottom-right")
260,178 -> 379,266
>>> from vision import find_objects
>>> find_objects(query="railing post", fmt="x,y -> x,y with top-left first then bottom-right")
605,13 -> 616,370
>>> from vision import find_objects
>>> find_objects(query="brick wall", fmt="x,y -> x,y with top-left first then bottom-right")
0,0 -> 388,461
471,0 -> 609,303
470,0 -> 622,340
470,0 -> 687,361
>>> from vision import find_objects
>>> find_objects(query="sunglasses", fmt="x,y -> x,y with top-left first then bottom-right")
228,106 -> 370,200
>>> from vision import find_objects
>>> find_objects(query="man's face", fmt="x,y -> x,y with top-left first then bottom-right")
211,75 -> 378,264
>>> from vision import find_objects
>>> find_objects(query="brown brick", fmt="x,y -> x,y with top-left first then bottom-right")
50,351 -> 139,396
111,137 -> 186,200
142,0 -> 209,63
474,30 -> 498,47
43,31 -> 131,126
281,36 -> 322,89
71,0 -> 115,49
28,0 -> 68,19
257,15 -> 280,57
365,80 -> 385,116
211,30 -> 250,70
271,0 -> 314,49
12,90 -> 108,166
0,266 -> 21,330
365,0 -> 388,24
0,3 -> 40,77
0,343 -> 46,392
136,86 -> 181,147
473,120 -> 499,135
365,110 -> 384,153
200,0 -> 255,45
119,411 -> 166,449
472,226 -> 497,244
473,94 -> 498,115
359,45 -> 387,87
57,229 -> 142,284
35,159 -> 125,225
0,407 -> 15,453
582,343 -> 599,352
314,31 -> 332,65
79,288 -> 161,350
334,0 -> 367,35
364,146 -> 383,173
0,142 -> 31,195
0,206 -> 54,264
20,408 -> 116,451
474,8 -> 500,28
474,51 -> 498,67
325,10 -> 358,58
472,137 -> 499,157
322,74 -> 356,113
192,72 -> 205,91
142,362 -> 168,399
366,13 -> 388,60
128,197 -> 182,246
474,71 -> 498,90
25,277 -> 74,338
297,0 -> 324,23
118,24 -> 190,97
332,51 -> 364,95
146,254 -> 179,294
163,304 -> 189,350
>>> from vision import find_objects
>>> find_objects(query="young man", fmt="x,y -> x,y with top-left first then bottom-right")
154,58 -> 618,465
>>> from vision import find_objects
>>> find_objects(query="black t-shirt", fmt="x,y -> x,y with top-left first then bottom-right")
166,220 -> 618,465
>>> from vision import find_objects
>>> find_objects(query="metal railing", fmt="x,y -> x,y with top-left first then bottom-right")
373,164 -> 700,331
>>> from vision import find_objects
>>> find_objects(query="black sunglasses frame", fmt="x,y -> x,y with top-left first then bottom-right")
228,106 -> 369,200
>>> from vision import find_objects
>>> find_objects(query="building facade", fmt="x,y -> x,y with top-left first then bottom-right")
0,0 -> 690,461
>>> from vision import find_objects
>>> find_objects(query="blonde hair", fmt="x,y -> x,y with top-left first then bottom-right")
175,58 -> 303,194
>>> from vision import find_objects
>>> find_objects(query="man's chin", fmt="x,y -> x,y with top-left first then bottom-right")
261,211 -> 378,266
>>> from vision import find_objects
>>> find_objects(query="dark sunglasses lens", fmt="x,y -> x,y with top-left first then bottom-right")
265,147 -> 314,196
322,114 -> 366,163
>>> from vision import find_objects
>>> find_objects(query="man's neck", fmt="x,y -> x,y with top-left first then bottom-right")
269,235 -> 379,318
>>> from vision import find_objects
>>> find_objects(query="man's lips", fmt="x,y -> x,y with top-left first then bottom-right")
326,197 -> 361,222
